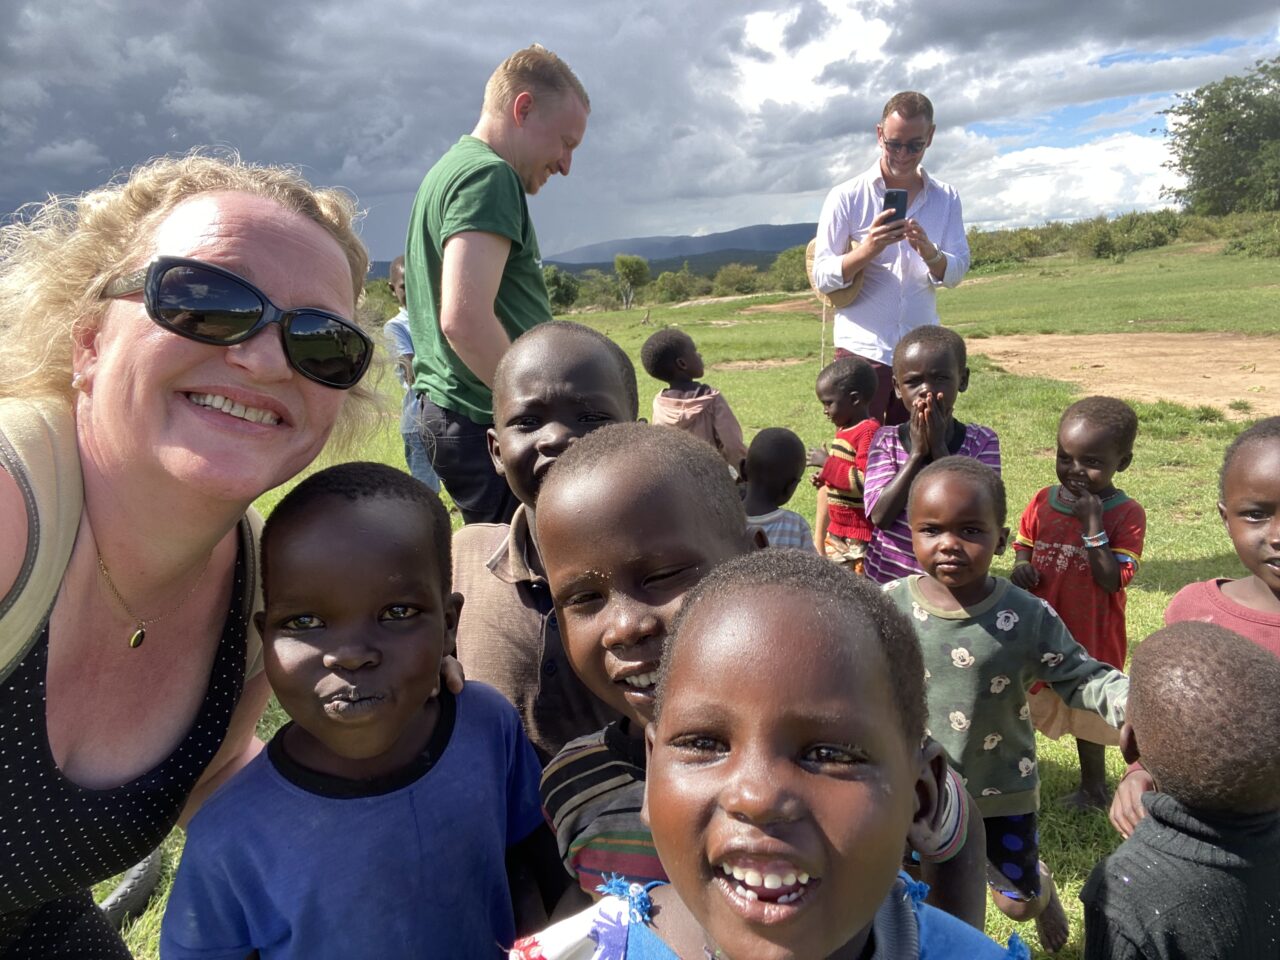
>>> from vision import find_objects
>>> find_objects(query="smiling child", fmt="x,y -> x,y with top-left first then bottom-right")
452,321 -> 638,762
1012,397 -> 1146,811
864,326 -> 1001,584
1111,415 -> 1280,838
514,551 -> 1019,959
885,456 -> 1130,953
534,423 -> 988,931
161,463 -> 560,959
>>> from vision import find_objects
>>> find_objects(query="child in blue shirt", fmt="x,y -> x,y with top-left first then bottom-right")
161,463 -> 560,959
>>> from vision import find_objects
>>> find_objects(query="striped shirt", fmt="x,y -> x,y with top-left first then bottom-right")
863,422 -> 1002,584
748,508 -> 817,552
816,418 -> 880,541
540,721 -> 662,896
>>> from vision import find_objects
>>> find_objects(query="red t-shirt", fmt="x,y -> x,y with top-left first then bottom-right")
1015,485 -> 1146,669
1164,579 -> 1280,658
817,418 -> 880,541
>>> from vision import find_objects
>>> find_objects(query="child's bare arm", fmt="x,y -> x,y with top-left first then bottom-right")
813,486 -> 830,552
868,449 -> 929,528
1073,492 -> 1123,593
506,822 -> 569,936
1109,763 -> 1155,839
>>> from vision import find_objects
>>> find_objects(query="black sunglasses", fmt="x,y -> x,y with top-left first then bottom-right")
882,139 -> 928,155
101,256 -> 372,389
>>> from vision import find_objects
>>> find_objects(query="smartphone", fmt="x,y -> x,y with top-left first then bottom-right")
883,189 -> 908,223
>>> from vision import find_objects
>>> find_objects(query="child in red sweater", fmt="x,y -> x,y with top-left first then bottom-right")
808,356 -> 880,573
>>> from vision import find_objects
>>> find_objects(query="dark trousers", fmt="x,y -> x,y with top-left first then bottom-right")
411,395 -> 519,526
834,349 -> 909,426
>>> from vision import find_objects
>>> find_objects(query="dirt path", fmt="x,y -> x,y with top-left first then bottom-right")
967,333 -> 1278,419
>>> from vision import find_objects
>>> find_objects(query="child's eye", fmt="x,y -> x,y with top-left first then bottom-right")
280,614 -> 324,631
381,605 -> 421,621
579,411 -> 615,423
560,590 -> 602,609
670,734 -> 725,755
643,565 -> 699,590
804,744 -> 868,766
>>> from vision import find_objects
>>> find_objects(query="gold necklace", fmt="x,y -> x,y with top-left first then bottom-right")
96,552 -> 209,648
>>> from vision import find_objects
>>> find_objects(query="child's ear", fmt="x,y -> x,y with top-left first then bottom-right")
441,592 -> 464,660
486,427 -> 506,478
892,374 -> 904,400
906,739 -> 947,850
749,525 -> 770,551
1218,500 -> 1229,526
993,526 -> 1010,556
958,366 -> 970,393
640,722 -> 657,828
1119,722 -> 1140,765
1116,451 -> 1133,474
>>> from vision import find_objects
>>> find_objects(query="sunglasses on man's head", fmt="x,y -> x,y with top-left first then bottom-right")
882,139 -> 928,155
101,256 -> 372,389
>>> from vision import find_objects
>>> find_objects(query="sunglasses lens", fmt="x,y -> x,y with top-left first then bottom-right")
155,264 -> 263,340
285,312 -> 370,388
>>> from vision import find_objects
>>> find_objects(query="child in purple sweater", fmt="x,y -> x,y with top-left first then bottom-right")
864,326 -> 1001,583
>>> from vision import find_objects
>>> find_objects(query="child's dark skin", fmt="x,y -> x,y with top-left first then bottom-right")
742,435 -> 805,518
1110,434 -> 1280,837
908,470 -> 1071,952
658,334 -> 706,397
1013,415 -> 1133,812
641,585 -> 945,960
256,497 -> 565,937
807,372 -> 873,476
869,341 -> 969,529
487,332 -> 635,564
537,456 -> 988,930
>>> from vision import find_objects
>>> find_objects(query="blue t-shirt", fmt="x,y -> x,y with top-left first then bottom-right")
161,683 -> 544,960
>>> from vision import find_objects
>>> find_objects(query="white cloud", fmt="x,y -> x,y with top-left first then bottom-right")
29,138 -> 109,173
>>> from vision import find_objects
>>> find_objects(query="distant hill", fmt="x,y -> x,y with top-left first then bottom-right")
548,247 -> 783,279
547,222 -> 817,265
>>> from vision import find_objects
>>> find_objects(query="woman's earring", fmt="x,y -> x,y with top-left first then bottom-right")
71,372 -> 86,392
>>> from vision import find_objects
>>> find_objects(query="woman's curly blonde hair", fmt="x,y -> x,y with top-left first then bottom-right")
0,150 -> 383,448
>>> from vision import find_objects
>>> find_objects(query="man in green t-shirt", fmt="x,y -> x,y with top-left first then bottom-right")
405,44 -> 590,524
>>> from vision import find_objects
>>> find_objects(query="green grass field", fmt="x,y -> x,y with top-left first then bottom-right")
108,241 -> 1278,958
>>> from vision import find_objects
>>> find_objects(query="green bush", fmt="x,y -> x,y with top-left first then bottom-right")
1224,219 -> 1280,257
712,262 -> 763,296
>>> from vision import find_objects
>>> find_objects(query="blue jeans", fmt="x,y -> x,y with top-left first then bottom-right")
408,395 -> 518,525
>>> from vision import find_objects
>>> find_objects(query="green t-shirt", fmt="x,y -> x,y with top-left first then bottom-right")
404,136 -> 553,423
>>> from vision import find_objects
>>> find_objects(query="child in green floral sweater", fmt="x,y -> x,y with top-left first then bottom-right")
883,456 -> 1129,954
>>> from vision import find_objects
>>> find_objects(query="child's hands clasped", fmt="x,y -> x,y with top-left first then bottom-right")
910,392 -> 950,461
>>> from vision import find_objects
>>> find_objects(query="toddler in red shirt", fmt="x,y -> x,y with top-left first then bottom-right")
808,356 -> 881,573
1012,397 -> 1146,812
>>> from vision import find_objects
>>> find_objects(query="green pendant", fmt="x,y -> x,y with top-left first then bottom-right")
129,626 -> 146,649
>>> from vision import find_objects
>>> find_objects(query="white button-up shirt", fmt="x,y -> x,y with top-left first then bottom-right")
813,162 -> 970,365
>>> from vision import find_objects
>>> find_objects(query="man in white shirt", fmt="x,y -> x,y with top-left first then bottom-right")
812,91 -> 970,424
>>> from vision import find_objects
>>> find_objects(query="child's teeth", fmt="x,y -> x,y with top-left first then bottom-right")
721,863 -> 732,876
798,872 -> 810,884
731,865 -> 746,881
742,887 -> 758,901
763,873 -> 783,890
744,869 -> 762,887
783,872 -> 797,886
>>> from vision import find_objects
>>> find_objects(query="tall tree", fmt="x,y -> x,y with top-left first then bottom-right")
542,265 -> 580,313
614,254 -> 650,310
1162,56 -> 1280,215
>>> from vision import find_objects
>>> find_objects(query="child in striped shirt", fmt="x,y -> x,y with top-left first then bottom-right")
865,326 -> 1001,584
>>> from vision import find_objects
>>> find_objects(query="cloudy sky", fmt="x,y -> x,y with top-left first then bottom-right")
2,1 -> 1277,260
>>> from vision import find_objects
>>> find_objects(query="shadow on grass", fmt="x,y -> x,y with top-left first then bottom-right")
1130,552 -> 1245,596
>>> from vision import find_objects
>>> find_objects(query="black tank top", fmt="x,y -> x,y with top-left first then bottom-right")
0,522 -> 249,946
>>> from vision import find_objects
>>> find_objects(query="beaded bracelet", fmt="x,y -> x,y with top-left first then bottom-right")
1081,530 -> 1110,548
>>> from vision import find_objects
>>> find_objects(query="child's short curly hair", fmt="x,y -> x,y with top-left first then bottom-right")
1129,621 -> 1280,815
817,355 -> 877,401
1218,416 -> 1280,499
657,549 -> 927,742
892,325 -> 967,376
911,456 -> 1007,526
640,328 -> 695,383
262,462 -> 452,595
1061,396 -> 1139,454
